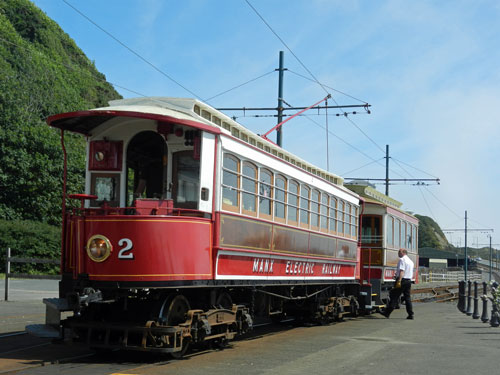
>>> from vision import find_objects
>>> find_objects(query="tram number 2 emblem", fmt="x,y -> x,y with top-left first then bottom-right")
118,238 -> 134,260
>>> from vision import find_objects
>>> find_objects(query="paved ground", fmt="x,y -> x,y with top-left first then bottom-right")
0,279 -> 499,375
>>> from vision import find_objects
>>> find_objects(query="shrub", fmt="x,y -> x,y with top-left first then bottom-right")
0,219 -> 60,274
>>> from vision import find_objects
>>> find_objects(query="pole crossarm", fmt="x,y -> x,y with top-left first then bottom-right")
216,103 -> 371,112
443,229 -> 494,232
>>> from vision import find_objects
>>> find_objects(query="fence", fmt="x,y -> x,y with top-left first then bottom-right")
4,247 -> 60,301
419,269 -> 482,283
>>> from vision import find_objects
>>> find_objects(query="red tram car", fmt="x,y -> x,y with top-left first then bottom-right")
345,183 -> 419,305
38,97 -> 417,355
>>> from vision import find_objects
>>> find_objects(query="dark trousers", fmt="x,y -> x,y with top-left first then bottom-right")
385,279 -> 413,317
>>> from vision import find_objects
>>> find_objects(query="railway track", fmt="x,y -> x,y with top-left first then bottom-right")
411,284 -> 459,303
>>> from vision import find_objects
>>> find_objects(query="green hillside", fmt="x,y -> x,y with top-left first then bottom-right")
415,214 -> 450,250
0,0 -> 121,225
0,0 -> 121,271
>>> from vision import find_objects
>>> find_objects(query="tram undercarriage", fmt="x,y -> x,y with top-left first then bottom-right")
59,282 -> 361,356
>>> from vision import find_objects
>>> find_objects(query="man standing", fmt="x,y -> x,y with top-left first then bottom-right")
381,249 -> 414,319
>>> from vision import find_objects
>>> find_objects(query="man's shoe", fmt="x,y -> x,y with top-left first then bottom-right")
380,311 -> 390,318
407,315 -> 414,320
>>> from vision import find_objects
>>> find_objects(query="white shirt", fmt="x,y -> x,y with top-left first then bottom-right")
396,254 -> 414,279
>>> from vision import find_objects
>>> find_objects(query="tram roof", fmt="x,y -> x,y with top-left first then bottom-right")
47,97 -> 344,187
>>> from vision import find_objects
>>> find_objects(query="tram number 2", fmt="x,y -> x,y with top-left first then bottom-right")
118,238 -> 134,260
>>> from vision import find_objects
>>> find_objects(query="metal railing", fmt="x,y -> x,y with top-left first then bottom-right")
4,247 -> 60,301
419,269 -> 482,283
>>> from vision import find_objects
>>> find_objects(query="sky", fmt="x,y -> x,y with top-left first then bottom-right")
30,0 -> 500,253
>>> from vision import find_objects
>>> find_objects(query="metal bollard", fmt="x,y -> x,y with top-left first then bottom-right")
490,303 -> 500,327
457,280 -> 466,313
481,282 -> 489,323
472,281 -> 480,319
466,280 -> 473,316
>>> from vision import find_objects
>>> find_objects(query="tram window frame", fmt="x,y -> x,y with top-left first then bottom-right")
221,154 -> 240,213
394,218 -> 401,248
352,206 -> 358,239
345,203 -> 351,238
402,221 -> 407,249
387,216 -> 394,248
242,161 -> 258,217
329,197 -> 337,235
337,200 -> 344,235
90,173 -> 120,207
320,193 -> 329,233
287,180 -> 299,226
311,189 -> 320,231
275,174 -> 287,224
299,185 -> 310,229
259,168 -> 273,220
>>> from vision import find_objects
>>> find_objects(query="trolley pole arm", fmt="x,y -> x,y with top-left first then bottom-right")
261,94 -> 331,142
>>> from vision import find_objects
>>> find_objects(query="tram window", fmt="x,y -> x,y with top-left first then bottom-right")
222,154 -> 239,211
300,186 -> 310,227
394,219 -> 401,248
311,190 -> 320,230
329,197 -> 337,234
242,162 -> 257,216
288,181 -> 299,225
345,203 -> 351,237
352,206 -> 358,238
275,175 -> 286,222
387,216 -> 394,247
172,151 -> 200,209
413,225 -> 417,250
90,173 -> 120,207
320,194 -> 328,231
402,222 -> 407,249
259,169 -> 273,219
337,200 -> 344,235
127,131 -> 166,204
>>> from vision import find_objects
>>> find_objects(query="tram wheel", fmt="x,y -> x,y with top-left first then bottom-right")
159,295 -> 191,358
215,291 -> 233,309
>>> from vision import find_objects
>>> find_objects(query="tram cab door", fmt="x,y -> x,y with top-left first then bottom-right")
126,131 -> 168,206
172,150 -> 200,210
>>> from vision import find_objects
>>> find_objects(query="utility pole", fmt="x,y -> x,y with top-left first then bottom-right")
465,210 -> 468,281
216,51 -> 371,152
276,51 -> 285,147
443,212 -> 493,281
385,144 -> 390,195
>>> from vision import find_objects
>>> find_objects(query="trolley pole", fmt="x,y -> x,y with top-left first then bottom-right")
276,51 -> 285,147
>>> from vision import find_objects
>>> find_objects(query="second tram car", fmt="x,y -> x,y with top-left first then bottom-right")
34,97 -> 418,355
346,183 -> 419,305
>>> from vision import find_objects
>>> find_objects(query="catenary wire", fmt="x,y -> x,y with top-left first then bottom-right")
61,0 -> 202,100
287,69 -> 369,104
0,36 -> 195,111
341,158 -> 385,176
204,70 -> 276,102
244,0 -> 330,95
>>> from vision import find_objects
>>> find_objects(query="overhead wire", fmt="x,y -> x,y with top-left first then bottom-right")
0,36 -> 185,109
204,70 -> 276,102
341,158 -> 385,176
61,0 -> 202,100
244,0 -> 330,96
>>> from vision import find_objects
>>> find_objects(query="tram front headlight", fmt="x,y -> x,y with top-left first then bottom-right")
87,235 -> 112,262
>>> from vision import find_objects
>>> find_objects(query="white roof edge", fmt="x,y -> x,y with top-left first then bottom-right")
102,96 -> 344,186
